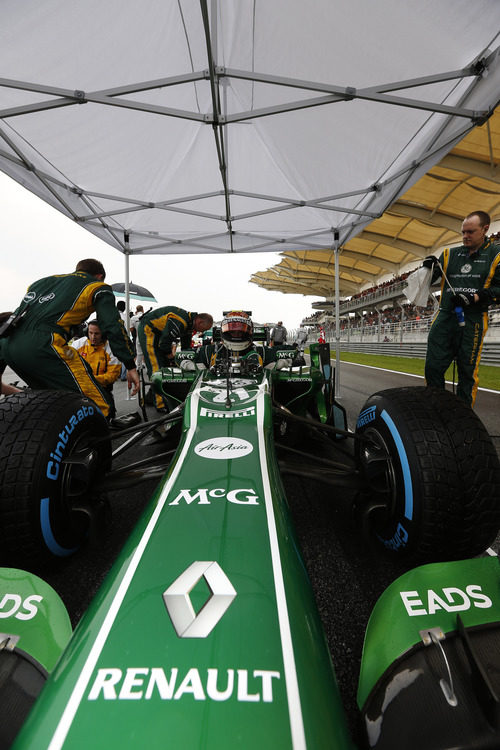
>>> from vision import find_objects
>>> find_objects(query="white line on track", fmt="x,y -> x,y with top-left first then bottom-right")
338,360 -> 499,395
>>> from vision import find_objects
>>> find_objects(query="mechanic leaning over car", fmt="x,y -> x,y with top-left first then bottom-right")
423,210 -> 500,406
138,306 -> 213,411
0,259 -> 139,417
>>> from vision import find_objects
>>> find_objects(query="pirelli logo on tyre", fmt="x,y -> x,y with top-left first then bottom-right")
356,405 -> 376,428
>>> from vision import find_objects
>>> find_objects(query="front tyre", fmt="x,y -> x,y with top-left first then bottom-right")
0,390 -> 111,567
355,387 -> 500,563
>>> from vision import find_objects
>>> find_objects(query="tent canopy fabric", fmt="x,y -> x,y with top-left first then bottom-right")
251,106 -> 500,298
1,1 -> 500,271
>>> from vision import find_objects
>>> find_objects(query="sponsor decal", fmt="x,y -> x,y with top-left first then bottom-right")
400,585 -> 492,616
202,379 -> 255,389
471,322 -> 481,362
199,384 -> 258,406
356,405 -> 376,428
176,351 -> 195,361
88,667 -> 281,702
39,293 -> 56,304
0,593 -> 43,620
23,291 -> 37,303
164,561 -> 236,638
200,406 -> 255,419
169,488 -> 259,506
194,437 -> 253,459
460,263 -> 472,274
276,350 -> 292,359
46,406 -> 95,480
381,522 -> 408,551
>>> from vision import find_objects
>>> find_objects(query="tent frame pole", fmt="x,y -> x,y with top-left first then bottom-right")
333,231 -> 341,399
124,232 -> 131,333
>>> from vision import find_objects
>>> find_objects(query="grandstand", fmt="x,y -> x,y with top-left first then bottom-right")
299,233 -> 500,363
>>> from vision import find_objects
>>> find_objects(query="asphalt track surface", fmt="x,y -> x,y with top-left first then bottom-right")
3,363 -> 499,747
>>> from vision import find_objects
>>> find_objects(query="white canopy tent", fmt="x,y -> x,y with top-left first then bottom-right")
1,0 -> 500,362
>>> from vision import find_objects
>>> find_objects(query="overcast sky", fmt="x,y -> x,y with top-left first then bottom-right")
1,172 -> 325,330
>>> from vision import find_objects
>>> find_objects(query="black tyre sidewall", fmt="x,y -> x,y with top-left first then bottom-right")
36,396 -> 110,556
0,391 -> 111,562
356,391 -> 427,557
355,385 -> 500,563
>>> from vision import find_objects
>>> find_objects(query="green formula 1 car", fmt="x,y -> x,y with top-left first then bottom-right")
0,340 -> 499,749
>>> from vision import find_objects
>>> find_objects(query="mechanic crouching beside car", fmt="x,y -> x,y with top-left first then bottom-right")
71,319 -> 122,418
0,258 -> 139,417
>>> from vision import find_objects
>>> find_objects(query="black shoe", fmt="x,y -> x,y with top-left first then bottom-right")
108,412 -> 142,430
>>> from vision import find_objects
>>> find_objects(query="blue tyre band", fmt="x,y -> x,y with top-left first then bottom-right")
40,497 -> 78,556
380,409 -> 413,521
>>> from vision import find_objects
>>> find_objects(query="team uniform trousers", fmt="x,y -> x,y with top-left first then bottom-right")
425,309 -> 488,405
5,323 -> 113,415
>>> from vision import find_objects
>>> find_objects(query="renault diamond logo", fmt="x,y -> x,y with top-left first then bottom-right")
163,561 -> 236,638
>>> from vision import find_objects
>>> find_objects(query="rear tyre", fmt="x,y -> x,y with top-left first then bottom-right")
0,390 -> 111,567
355,386 -> 500,563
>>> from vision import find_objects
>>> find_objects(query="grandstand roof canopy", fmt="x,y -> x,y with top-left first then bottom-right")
0,0 -> 500,287
251,105 -> 500,299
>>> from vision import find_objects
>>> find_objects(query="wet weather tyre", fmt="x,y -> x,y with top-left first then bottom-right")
0,390 -> 111,566
355,386 -> 500,564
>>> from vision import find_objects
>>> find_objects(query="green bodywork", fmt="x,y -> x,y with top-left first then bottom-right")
358,556 -> 500,709
13,370 -> 354,749
0,567 -> 72,672
10,348 -> 497,749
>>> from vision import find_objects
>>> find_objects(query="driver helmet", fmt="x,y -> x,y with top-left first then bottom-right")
220,311 -> 253,352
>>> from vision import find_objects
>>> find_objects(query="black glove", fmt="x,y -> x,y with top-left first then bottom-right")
422,255 -> 438,269
452,291 -> 476,307
476,289 -> 489,304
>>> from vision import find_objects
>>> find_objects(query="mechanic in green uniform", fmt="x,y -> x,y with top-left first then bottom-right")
138,306 -> 213,411
424,211 -> 500,406
1,259 -> 139,417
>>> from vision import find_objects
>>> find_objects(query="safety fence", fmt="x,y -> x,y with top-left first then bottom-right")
290,315 -> 500,366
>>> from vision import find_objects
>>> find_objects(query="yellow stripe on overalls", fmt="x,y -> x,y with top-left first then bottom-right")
52,334 -> 111,416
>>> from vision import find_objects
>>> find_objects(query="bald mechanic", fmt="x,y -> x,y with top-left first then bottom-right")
423,211 -> 500,406
138,306 -> 213,411
1,259 -> 139,417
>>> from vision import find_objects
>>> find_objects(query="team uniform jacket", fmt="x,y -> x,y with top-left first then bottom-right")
138,306 -> 196,359
431,237 -> 500,315
71,337 -> 121,388
2,271 -> 135,416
